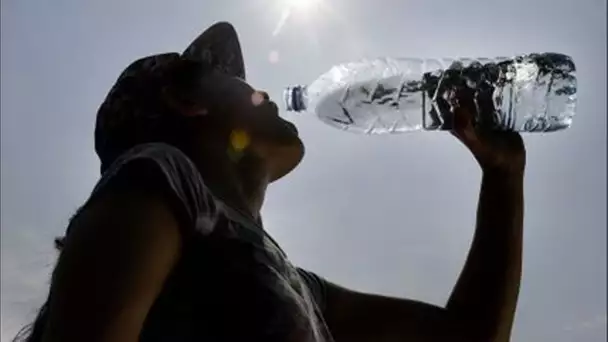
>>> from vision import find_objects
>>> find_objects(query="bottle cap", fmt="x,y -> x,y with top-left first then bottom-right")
284,85 -> 306,112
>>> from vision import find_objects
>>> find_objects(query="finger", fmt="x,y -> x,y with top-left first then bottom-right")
450,88 -> 476,135
474,85 -> 496,130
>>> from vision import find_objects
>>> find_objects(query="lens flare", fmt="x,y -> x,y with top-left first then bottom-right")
273,0 -> 325,36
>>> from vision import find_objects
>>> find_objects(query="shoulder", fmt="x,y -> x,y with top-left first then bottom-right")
44,173 -> 183,342
72,143 -> 219,239
96,142 -> 202,194
297,268 -> 328,312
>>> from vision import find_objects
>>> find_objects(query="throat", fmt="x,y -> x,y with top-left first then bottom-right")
191,152 -> 268,220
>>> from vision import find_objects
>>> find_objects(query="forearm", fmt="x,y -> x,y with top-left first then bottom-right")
446,170 -> 524,341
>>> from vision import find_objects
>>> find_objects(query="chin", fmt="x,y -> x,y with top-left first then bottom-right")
268,136 -> 305,182
256,116 -> 304,182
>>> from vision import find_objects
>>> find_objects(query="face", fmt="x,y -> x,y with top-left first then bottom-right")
192,72 -> 305,181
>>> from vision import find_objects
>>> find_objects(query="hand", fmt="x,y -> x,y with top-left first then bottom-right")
449,87 -> 526,175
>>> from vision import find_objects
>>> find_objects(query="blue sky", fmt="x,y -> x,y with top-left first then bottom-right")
1,0 -> 606,341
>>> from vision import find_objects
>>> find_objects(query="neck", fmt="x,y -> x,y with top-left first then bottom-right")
188,146 -> 268,219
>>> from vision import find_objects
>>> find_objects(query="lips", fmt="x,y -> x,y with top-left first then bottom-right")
268,102 -> 298,135
281,118 -> 299,135
249,97 -> 299,137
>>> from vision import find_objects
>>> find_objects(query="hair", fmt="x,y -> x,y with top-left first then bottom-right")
13,59 -> 214,342
12,239 -> 64,341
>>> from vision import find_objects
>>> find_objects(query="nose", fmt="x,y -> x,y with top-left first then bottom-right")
251,91 -> 270,107
259,91 -> 270,101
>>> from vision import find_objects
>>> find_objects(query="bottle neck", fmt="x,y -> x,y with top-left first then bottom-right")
284,85 -> 308,112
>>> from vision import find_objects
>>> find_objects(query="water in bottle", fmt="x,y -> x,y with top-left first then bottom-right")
283,53 -> 577,134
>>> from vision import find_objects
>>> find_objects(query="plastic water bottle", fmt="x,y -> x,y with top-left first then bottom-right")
283,53 -> 577,134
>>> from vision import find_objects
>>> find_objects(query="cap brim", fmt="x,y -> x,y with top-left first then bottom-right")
182,22 -> 246,80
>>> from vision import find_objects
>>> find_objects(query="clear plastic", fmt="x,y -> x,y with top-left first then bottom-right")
284,53 -> 577,134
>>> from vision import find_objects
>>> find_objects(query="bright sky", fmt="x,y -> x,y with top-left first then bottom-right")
1,0 -> 606,341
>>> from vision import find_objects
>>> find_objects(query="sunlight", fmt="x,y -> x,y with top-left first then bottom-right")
286,0 -> 322,11
273,9 -> 291,36
273,0 -> 325,36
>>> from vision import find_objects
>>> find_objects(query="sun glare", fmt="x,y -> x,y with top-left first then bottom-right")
272,0 -> 329,37
286,0 -> 321,11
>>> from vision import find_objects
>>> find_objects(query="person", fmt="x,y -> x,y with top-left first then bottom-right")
19,22 -> 525,342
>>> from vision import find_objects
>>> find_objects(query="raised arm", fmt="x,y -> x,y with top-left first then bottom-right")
321,89 -> 526,342
445,88 -> 525,342
445,169 -> 523,341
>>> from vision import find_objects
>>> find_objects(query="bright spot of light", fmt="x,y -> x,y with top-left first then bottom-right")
273,9 -> 291,36
269,50 -> 280,64
286,0 -> 322,11
272,0 -> 324,36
